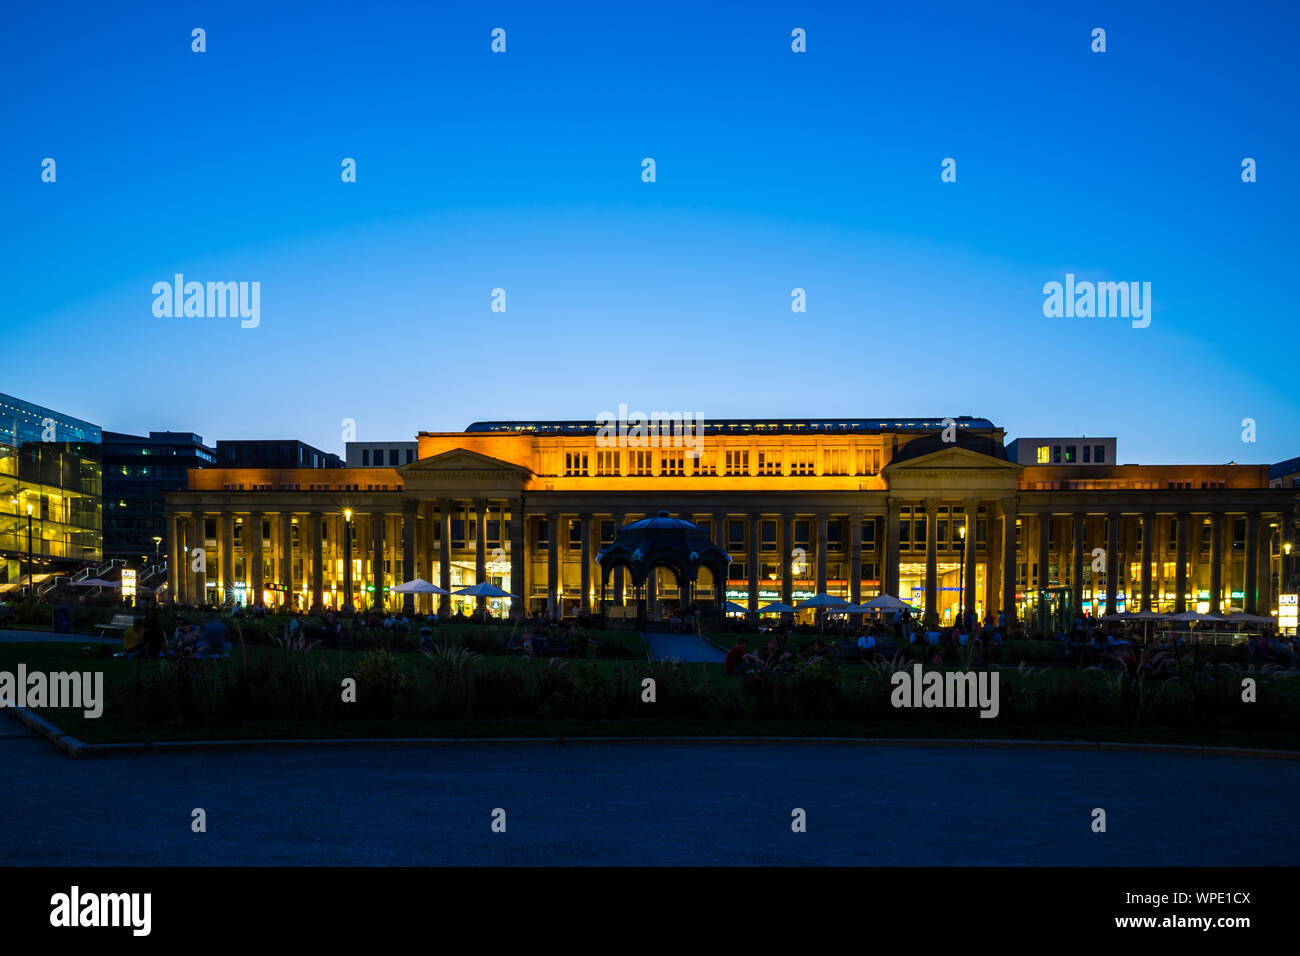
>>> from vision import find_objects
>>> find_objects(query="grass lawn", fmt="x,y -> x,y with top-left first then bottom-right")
3,640 -> 1297,751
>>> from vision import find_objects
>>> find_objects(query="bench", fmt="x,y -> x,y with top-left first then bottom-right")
96,613 -> 141,639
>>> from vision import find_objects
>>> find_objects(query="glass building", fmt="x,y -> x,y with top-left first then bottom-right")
0,393 -> 102,592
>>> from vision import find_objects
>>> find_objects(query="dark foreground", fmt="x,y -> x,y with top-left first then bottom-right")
2,734 -> 1295,866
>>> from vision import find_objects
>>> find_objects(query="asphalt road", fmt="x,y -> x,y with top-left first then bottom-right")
2,736 -> 1295,866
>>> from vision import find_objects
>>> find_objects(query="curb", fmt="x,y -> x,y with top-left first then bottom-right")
7,700 -> 1298,761
3,706 -> 86,758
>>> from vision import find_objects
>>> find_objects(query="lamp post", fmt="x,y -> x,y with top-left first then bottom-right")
958,523 -> 967,631
342,508 -> 354,613
152,535 -> 162,564
1286,540 -> 1294,596
25,502 -> 34,599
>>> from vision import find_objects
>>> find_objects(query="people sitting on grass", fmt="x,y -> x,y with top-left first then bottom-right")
197,618 -> 230,657
121,619 -> 145,657
725,636 -> 764,675
857,632 -> 877,661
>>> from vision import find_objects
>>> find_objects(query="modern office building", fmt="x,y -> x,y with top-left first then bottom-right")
163,416 -> 1298,629
102,431 -> 216,564
345,442 -> 418,468
1271,455 -> 1300,490
1006,437 -> 1117,466
216,440 -> 342,470
0,393 -> 102,592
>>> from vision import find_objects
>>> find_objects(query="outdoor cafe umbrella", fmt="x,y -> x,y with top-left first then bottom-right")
1166,610 -> 1223,623
794,593 -> 850,610
1219,611 -> 1276,625
860,593 -> 916,612
72,578 -> 115,587
723,600 -> 749,614
391,577 -> 449,595
758,601 -> 795,615
453,582 -> 519,599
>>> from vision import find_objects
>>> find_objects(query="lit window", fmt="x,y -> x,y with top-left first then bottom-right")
1036,445 -> 1050,464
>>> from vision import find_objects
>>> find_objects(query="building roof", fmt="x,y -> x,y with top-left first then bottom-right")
464,417 -> 997,436
1271,456 -> 1300,479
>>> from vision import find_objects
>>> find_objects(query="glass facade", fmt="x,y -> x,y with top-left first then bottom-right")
0,393 -> 102,589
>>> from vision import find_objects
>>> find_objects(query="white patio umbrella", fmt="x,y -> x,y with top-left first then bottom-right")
391,577 -> 449,595
453,582 -> 519,599
723,600 -> 749,614
73,578 -> 115,587
758,601 -> 795,615
860,593 -> 916,612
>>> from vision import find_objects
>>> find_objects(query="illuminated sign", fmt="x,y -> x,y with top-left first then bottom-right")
120,569 -> 137,599
1280,594 -> 1298,634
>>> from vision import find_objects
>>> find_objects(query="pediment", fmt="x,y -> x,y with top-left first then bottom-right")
884,444 -> 1022,473
397,448 -> 533,482
883,444 -> 1022,494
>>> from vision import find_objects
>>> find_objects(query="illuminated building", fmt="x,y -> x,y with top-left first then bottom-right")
0,393 -> 102,593
163,418 -> 1298,628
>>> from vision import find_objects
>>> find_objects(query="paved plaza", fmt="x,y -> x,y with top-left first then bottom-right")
2,736 -> 1295,866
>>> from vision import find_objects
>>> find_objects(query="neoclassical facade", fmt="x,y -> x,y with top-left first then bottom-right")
163,419 -> 1298,626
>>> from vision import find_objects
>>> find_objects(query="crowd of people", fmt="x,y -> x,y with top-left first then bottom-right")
116,613 -> 231,659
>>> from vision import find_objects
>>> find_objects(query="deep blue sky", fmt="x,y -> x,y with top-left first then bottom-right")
3,1 -> 1297,465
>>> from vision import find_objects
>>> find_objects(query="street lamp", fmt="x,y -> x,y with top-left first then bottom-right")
958,524 -> 967,630
342,508 -> 354,613
152,535 -> 162,563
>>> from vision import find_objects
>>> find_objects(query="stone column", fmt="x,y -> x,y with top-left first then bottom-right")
187,513 -> 202,606
964,498 -> 979,622
371,509 -> 385,610
1140,512 -> 1154,612
1244,512 -> 1260,613
310,512 -> 323,612
246,512 -> 262,607
439,499 -> 452,617
546,512 -> 559,620
280,513 -> 293,608
342,513 -> 355,611
402,498 -> 417,615
849,514 -> 862,606
579,513 -> 592,614
884,500 -> 901,598
1209,513 -> 1223,614
1037,513 -> 1051,591
1105,513 -> 1120,615
924,500 -> 938,618
1175,512 -> 1189,614
510,498 -> 526,619
1001,502 -> 1018,622
712,512 -> 727,607
166,513 -> 180,603
815,514 -> 828,596
474,498 -> 487,615
747,513 -> 761,620
1071,512 -> 1084,618
221,511 -> 234,605
610,511 -> 626,607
